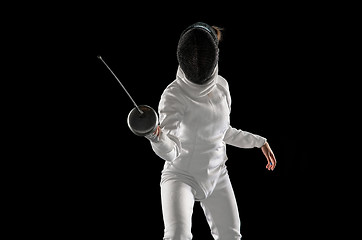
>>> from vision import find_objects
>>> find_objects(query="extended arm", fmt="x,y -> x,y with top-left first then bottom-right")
146,89 -> 183,162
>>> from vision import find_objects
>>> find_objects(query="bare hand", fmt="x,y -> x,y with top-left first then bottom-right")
261,142 -> 276,171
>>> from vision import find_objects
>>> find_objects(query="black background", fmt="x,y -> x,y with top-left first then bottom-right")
19,2 -> 343,239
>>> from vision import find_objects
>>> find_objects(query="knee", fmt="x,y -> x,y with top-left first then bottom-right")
164,223 -> 192,240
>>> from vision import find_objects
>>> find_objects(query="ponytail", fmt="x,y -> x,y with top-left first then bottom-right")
212,26 -> 223,42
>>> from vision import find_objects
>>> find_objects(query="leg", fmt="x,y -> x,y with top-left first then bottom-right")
161,179 -> 195,240
200,171 -> 242,240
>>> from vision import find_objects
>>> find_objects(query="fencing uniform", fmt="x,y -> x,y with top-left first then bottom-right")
150,65 -> 266,239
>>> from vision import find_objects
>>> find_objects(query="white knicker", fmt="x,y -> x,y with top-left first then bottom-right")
161,168 -> 242,240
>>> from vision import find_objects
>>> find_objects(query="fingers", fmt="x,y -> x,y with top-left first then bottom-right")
261,142 -> 277,171
265,157 -> 271,170
155,125 -> 161,137
270,152 -> 276,170
265,152 -> 277,171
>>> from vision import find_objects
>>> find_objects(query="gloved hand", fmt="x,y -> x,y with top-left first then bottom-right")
145,125 -> 161,142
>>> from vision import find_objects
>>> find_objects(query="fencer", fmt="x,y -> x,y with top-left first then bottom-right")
143,22 -> 277,240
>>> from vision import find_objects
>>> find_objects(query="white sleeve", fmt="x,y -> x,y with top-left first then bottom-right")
223,125 -> 266,149
150,87 -> 183,162
151,131 -> 181,162
218,76 -> 265,148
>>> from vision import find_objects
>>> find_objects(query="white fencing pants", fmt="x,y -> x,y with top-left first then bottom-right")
161,170 -> 242,240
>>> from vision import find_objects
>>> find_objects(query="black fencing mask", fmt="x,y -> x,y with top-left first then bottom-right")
177,22 -> 219,85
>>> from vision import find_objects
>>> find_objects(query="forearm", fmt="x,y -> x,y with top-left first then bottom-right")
150,130 -> 180,162
223,125 -> 266,148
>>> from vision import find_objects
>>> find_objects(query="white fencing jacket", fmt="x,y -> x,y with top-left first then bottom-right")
151,65 -> 266,198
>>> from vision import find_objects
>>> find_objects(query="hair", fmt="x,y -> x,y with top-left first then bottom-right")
211,26 -> 223,42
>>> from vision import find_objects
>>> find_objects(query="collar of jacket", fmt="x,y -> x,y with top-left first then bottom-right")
176,65 -> 218,98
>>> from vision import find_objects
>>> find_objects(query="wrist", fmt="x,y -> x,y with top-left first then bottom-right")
145,125 -> 161,142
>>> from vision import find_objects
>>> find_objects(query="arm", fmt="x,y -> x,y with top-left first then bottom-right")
218,76 -> 276,170
147,88 -> 184,162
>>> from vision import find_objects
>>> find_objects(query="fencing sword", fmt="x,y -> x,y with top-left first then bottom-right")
97,55 -> 143,115
97,55 -> 159,137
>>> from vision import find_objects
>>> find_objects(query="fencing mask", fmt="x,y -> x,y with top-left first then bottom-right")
177,22 -> 219,85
